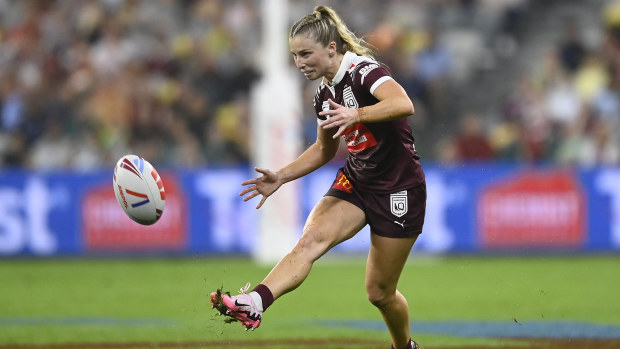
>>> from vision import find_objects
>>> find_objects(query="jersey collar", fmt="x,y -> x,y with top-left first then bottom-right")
324,51 -> 357,86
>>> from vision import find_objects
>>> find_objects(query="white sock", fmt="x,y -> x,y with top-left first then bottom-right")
249,291 -> 264,312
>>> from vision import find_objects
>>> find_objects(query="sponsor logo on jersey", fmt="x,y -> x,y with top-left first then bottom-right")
343,85 -> 358,109
390,190 -> 408,217
342,124 -> 378,153
359,63 -> 379,84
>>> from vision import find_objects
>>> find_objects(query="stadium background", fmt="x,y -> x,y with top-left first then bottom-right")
1,0 -> 620,348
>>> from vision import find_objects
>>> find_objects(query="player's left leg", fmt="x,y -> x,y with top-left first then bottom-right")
365,233 -> 418,349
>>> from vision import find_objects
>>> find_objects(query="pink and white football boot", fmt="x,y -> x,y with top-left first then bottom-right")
210,283 -> 262,330
391,339 -> 422,349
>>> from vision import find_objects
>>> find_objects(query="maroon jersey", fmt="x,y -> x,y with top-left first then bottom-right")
314,52 -> 425,193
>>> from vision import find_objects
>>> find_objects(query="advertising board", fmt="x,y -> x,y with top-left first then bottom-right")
0,165 -> 617,256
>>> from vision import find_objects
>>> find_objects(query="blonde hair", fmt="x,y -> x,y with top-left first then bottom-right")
289,5 -> 376,59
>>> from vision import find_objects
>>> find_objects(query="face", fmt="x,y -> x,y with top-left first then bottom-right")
289,34 -> 337,81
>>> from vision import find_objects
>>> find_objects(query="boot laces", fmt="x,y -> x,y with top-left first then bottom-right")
239,282 -> 251,295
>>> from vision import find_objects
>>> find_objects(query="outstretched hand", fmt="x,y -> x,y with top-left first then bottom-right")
240,167 -> 282,209
318,99 -> 361,138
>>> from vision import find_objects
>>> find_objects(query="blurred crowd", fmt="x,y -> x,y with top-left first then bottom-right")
0,0 -> 618,171
0,0 -> 259,170
437,0 -> 620,166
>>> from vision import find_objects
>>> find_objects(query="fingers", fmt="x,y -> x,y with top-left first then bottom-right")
241,168 -> 272,189
318,99 -> 340,117
240,188 -> 267,209
240,167 -> 276,208
323,116 -> 353,137
317,110 -> 332,118
241,189 -> 267,209
332,126 -> 347,139
241,172 -> 269,207
256,197 -> 267,209
254,167 -> 267,175
239,185 -> 256,196
328,98 -> 339,108
318,100 -> 359,134
241,167 -> 268,185
241,178 -> 257,187
242,191 -> 260,202
319,114 -> 341,128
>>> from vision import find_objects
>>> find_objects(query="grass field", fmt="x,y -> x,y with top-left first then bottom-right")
1,255 -> 619,348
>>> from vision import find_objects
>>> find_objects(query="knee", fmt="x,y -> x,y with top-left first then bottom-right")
366,283 -> 395,308
291,229 -> 329,261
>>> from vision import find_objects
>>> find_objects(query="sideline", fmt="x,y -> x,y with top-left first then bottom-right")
321,320 -> 620,339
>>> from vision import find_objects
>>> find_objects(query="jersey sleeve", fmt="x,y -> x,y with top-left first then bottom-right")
314,85 -> 330,124
355,62 -> 393,95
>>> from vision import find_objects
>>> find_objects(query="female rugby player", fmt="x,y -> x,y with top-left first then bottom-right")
211,6 -> 426,349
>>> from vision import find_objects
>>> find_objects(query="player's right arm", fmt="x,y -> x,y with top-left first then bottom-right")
240,125 -> 339,209
281,123 -> 340,179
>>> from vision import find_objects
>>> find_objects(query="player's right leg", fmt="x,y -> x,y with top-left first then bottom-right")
260,196 -> 366,298
211,196 -> 366,329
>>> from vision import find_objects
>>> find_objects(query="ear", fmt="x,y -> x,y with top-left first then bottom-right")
328,41 -> 338,55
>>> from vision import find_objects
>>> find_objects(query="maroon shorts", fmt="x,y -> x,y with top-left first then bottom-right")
324,169 -> 426,238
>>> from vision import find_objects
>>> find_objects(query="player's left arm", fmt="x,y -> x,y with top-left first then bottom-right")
319,79 -> 414,138
361,79 -> 414,122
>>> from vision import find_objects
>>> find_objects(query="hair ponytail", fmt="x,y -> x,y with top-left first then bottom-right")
290,5 -> 376,59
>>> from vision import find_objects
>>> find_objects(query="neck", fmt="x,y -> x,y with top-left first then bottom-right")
323,54 -> 344,85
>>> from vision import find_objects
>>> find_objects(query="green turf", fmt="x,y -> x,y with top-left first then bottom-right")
0,255 -> 618,347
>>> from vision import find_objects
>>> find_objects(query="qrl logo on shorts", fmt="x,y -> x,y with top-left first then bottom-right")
390,190 -> 408,217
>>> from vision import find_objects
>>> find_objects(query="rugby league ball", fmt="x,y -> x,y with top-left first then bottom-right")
112,155 -> 165,225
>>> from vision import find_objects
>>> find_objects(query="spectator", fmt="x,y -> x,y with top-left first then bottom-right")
28,120 -> 72,170
1,73 -> 24,132
558,19 -> 587,74
578,118 -> 620,166
452,113 -> 494,161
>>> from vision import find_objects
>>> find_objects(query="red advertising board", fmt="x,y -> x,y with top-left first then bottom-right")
82,173 -> 187,250
478,170 -> 586,248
